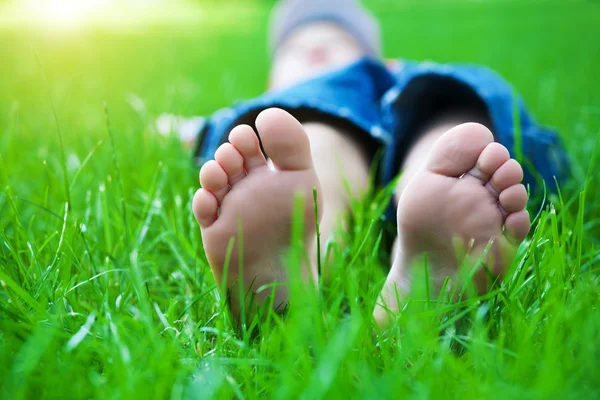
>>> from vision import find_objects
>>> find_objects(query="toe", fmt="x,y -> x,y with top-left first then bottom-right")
255,108 -> 313,171
465,142 -> 511,183
426,123 -> 495,177
504,209 -> 530,244
229,124 -> 268,172
487,159 -> 524,196
499,184 -> 528,214
199,160 -> 229,204
215,143 -> 246,185
192,189 -> 218,228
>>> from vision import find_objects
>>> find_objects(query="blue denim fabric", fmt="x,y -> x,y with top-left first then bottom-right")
380,60 -> 569,197
194,57 -> 569,206
194,58 -> 396,165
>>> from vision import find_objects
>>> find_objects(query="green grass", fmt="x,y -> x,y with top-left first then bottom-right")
1,0 -> 599,398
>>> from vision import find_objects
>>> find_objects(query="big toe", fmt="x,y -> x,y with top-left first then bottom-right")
426,122 -> 495,177
255,108 -> 313,171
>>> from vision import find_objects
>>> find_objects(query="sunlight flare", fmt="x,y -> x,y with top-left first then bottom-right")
25,0 -> 113,28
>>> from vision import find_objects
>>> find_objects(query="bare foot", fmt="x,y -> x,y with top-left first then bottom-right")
192,108 -> 322,321
376,123 -> 530,320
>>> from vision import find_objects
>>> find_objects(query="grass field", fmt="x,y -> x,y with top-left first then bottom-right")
1,0 -> 599,398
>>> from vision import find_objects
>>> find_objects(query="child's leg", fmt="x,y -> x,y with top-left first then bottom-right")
193,22 -> 371,322
374,115 -> 531,323
271,21 -> 372,247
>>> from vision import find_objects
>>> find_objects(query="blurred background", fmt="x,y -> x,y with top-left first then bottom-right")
1,2 -> 599,397
0,0 -> 598,184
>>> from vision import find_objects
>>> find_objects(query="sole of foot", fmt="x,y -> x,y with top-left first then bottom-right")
192,108 -> 322,322
376,122 -> 530,323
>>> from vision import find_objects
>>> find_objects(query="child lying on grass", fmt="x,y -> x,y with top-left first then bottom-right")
188,0 -> 568,325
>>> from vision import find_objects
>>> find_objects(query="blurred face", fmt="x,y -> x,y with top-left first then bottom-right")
270,22 -> 365,90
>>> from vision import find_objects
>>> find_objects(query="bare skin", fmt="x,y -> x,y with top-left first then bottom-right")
269,22 -> 366,90
374,122 -> 530,322
192,20 -> 530,324
193,109 -> 323,318
193,23 -> 369,321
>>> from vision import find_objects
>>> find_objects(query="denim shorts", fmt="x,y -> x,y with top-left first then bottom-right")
193,58 -> 569,213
